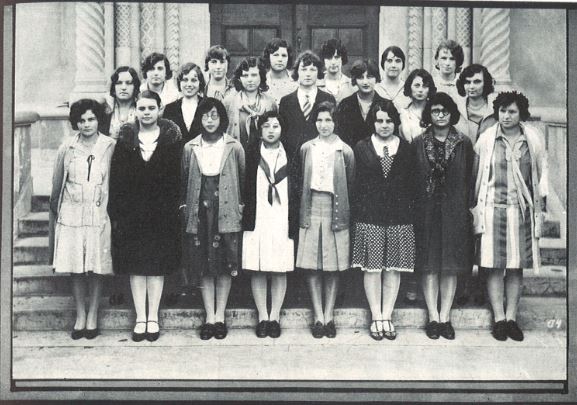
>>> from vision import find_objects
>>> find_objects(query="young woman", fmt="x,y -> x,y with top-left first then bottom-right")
413,92 -> 474,341
375,46 -> 411,110
204,45 -> 233,101
296,101 -> 355,339
223,56 -> 277,150
242,111 -> 299,338
49,99 -> 115,340
351,100 -> 416,340
472,91 -> 548,342
103,66 -> 140,140
433,40 -> 464,104
109,90 -> 182,342
279,50 -> 336,160
335,58 -> 390,147
163,62 -> 205,144
399,69 -> 437,143
262,38 -> 298,105
181,98 -> 245,341
140,52 -> 180,107
317,39 -> 355,105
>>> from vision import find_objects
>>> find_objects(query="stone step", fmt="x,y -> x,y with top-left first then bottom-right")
540,247 -> 567,266
31,195 -> 50,213
13,236 -> 50,265
17,211 -> 49,237
12,295 -> 566,331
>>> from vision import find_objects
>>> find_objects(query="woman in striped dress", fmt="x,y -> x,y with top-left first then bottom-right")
472,91 -> 548,342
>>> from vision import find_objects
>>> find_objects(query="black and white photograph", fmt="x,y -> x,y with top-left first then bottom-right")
1,0 -> 575,402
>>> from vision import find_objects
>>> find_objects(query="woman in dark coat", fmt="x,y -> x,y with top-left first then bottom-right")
108,90 -> 182,342
413,92 -> 474,341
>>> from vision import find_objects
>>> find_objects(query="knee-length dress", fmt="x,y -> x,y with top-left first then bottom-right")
49,133 -> 116,275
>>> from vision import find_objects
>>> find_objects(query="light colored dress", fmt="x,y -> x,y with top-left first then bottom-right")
264,70 -> 298,106
317,73 -> 356,105
375,81 -> 411,111
140,79 -> 181,107
399,104 -> 424,143
242,144 -> 294,272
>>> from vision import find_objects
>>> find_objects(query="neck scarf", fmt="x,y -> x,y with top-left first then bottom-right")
423,127 -> 462,197
258,144 -> 288,205
240,92 -> 263,144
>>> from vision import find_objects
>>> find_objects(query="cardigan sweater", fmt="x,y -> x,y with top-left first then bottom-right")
163,97 -> 204,144
351,136 -> 416,226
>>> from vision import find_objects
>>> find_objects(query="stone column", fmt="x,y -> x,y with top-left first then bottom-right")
104,2 -> 114,76
70,2 -> 107,103
115,2 -> 132,67
431,7 -> 448,58
130,3 -> 140,71
456,8 -> 472,67
407,7 -> 423,72
140,3 -> 156,61
165,3 -> 180,72
480,8 -> 512,88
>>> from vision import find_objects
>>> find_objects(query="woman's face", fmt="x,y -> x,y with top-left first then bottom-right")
201,106 -> 221,133
324,52 -> 342,75
383,51 -> 403,79
297,62 -> 318,87
208,58 -> 228,80
77,109 -> 99,138
373,110 -> 395,139
115,71 -> 135,101
356,72 -> 377,95
464,71 -> 484,99
240,66 -> 261,93
147,60 -> 167,86
180,70 -> 201,98
410,76 -> 429,101
315,111 -> 335,138
260,117 -> 282,146
437,48 -> 456,77
430,103 -> 451,129
498,102 -> 521,130
269,46 -> 289,73
136,97 -> 160,126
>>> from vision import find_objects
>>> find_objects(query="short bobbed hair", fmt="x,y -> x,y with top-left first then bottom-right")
109,66 -> 141,100
456,64 -> 495,98
421,92 -> 461,128
310,100 -> 337,125
232,57 -> 269,92
69,99 -> 106,130
434,39 -> 464,73
291,51 -> 324,81
350,59 -> 381,86
380,46 -> 406,70
196,97 -> 229,134
404,69 -> 437,98
141,52 -> 172,80
257,110 -> 285,135
204,45 -> 231,71
262,38 -> 294,71
176,62 -> 206,94
366,100 -> 401,135
319,38 -> 348,65
492,91 -> 531,121
136,90 -> 162,108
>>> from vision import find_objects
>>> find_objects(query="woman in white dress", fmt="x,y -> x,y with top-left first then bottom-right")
242,111 -> 299,338
399,69 -> 437,143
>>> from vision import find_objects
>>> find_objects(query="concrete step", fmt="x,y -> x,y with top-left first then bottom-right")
31,195 -> 50,213
13,236 -> 50,265
17,211 -> 49,237
13,295 -> 566,331
540,247 -> 567,266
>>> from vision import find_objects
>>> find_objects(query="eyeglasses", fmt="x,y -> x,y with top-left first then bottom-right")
201,112 -> 220,120
431,108 -> 450,117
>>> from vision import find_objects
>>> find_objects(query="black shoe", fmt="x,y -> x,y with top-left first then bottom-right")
84,328 -> 99,340
71,329 -> 85,340
506,320 -> 524,341
268,320 -> 281,338
425,321 -> 440,339
256,321 -> 268,338
311,321 -> 324,338
132,322 -> 147,342
146,321 -> 160,342
200,323 -> 214,340
214,322 -> 228,340
324,320 -> 337,338
382,320 -> 397,341
439,322 -> 455,340
492,320 -> 508,341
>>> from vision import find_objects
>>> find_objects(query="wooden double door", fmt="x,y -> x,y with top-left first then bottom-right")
210,4 -> 380,76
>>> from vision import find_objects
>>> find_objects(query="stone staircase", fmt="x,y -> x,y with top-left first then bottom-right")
12,194 -> 567,333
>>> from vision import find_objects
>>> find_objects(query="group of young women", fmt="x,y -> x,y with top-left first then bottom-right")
48,37 -> 548,344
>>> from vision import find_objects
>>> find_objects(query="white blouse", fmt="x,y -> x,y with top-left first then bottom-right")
197,136 -> 225,176
139,128 -> 160,162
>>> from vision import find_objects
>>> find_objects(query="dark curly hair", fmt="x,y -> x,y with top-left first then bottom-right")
456,64 -> 494,98
350,59 -> 381,86
404,69 -> 437,98
291,50 -> 324,81
319,38 -> 348,65
204,45 -> 231,72
109,66 -> 140,100
366,100 -> 401,135
69,99 -> 106,130
136,90 -> 162,107
176,62 -> 206,94
141,52 -> 172,80
196,97 -> 229,134
492,91 -> 531,121
310,100 -> 337,125
434,39 -> 464,73
262,38 -> 294,71
232,57 -> 269,92
380,46 -> 406,70
257,110 -> 285,135
421,92 -> 461,128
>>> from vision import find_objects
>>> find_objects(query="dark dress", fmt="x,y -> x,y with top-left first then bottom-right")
108,118 -> 183,276
163,97 -> 204,144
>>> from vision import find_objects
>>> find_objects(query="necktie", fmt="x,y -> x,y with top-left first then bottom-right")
381,145 -> 393,176
302,94 -> 312,120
